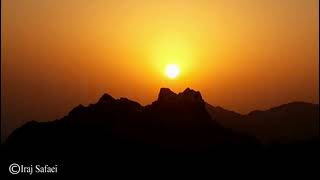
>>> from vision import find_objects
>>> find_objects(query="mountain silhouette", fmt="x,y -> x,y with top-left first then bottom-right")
4,88 -> 257,156
206,102 -> 319,144
4,88 -> 319,159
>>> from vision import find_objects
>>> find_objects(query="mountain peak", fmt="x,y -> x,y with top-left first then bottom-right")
183,87 -> 193,93
98,93 -> 115,104
179,88 -> 204,102
156,87 -> 204,105
180,88 -> 203,101
158,88 -> 177,101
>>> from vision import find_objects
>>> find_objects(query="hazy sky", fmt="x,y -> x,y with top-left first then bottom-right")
1,0 -> 319,139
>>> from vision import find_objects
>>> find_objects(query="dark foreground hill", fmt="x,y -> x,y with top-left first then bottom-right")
4,88 -> 258,157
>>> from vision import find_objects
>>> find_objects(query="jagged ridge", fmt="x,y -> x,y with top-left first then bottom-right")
5,88 -> 257,155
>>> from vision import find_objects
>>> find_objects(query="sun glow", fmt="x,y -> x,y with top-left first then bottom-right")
165,64 -> 180,79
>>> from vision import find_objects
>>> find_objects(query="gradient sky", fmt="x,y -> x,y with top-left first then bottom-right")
1,0 -> 319,139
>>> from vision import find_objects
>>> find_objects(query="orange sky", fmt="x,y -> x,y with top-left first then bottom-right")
1,0 -> 319,139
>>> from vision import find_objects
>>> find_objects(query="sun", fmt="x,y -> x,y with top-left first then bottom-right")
165,64 -> 180,79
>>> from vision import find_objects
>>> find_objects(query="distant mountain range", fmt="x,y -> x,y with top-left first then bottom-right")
3,88 -> 319,155
206,102 -> 319,144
